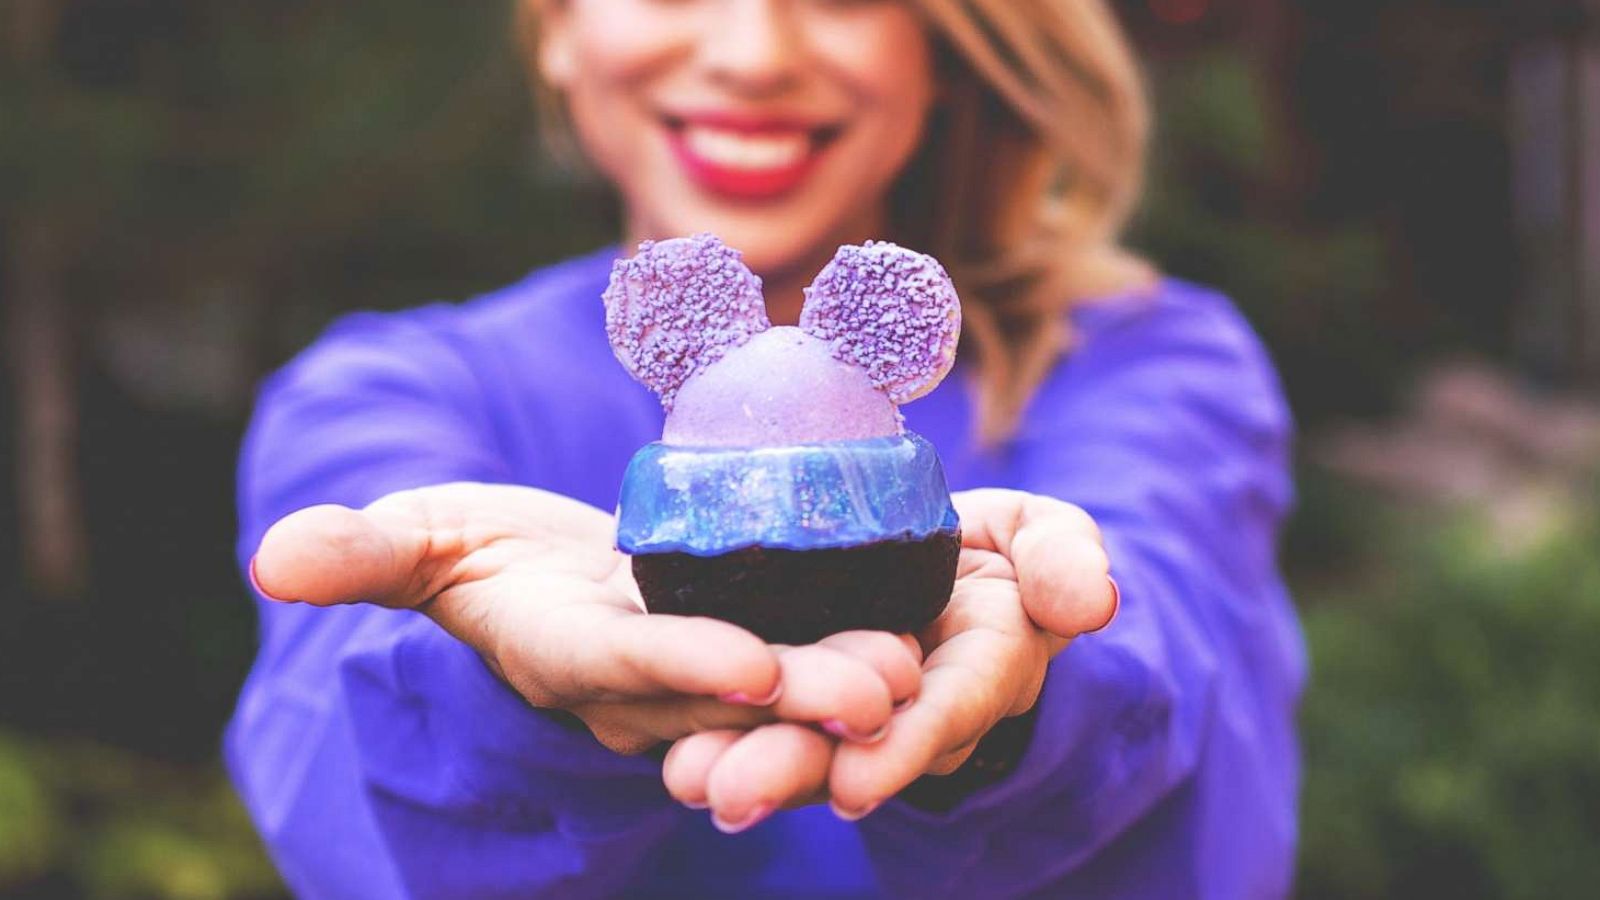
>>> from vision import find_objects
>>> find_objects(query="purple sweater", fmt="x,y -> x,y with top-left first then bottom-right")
228,248 -> 1305,899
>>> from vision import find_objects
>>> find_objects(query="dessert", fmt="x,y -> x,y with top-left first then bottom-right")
605,234 -> 962,644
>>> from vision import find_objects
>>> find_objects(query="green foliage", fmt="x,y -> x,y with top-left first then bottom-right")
0,3 -> 1570,896
1297,493 -> 1600,899
0,734 -> 281,899
1132,53 -> 1393,421
0,738 -> 61,887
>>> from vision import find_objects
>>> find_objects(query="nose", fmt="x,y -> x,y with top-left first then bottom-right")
700,0 -> 804,95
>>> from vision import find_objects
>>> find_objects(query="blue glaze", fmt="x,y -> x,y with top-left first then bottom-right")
616,432 -> 959,556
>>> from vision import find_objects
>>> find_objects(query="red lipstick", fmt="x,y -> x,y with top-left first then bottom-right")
664,111 -> 836,202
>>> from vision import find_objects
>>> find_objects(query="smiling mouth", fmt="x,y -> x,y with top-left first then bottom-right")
663,114 -> 842,201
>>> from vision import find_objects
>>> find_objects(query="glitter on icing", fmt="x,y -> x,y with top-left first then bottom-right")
616,434 -> 960,556
603,236 -> 962,423
799,241 -> 961,405
602,233 -> 770,409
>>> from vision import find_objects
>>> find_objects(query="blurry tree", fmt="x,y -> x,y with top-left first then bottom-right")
4,1 -> 94,597
1131,48 -> 1390,417
0,0 -> 615,601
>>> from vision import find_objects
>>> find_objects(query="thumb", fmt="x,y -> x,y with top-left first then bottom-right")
1009,516 -> 1116,640
954,489 -> 1116,640
252,502 -> 433,608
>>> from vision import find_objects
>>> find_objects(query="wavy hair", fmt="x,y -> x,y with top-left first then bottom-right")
517,0 -> 1152,442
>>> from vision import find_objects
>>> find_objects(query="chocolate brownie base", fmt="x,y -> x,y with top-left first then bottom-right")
634,529 -> 961,645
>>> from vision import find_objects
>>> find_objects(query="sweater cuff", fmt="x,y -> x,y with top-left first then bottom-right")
340,611 -> 669,836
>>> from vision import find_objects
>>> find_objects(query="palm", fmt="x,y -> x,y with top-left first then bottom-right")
252,482 -> 921,756
663,489 -> 1117,825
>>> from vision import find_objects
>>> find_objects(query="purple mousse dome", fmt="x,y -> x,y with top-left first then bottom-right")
664,327 -> 900,447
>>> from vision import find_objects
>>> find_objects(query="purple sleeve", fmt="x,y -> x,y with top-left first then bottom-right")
857,289 -> 1306,897
227,311 -> 683,899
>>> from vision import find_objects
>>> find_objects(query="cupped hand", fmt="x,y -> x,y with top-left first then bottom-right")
662,489 -> 1116,829
250,483 -> 920,755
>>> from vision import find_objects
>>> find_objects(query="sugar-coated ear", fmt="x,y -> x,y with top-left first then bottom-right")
799,241 -> 962,405
603,234 -> 770,408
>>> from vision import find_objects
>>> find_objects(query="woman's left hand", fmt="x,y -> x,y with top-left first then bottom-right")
662,489 -> 1118,831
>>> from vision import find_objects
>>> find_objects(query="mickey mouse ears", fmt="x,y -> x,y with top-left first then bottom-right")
800,240 -> 961,405
603,234 -> 961,408
603,235 -> 770,408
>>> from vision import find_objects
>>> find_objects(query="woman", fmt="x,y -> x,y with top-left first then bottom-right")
234,1 -> 1305,896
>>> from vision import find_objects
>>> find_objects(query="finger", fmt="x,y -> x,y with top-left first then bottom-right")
573,632 -> 925,746
662,730 -> 743,808
830,590 -> 1042,814
768,644 -> 896,743
252,483 -> 621,608
573,695 -> 774,749
817,631 -> 923,704
953,489 -> 1114,639
252,503 -> 429,607
953,488 -> 1100,552
489,595 -> 783,706
706,724 -> 833,832
1012,523 -> 1113,640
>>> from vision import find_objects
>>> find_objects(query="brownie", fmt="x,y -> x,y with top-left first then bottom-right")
634,528 -> 961,644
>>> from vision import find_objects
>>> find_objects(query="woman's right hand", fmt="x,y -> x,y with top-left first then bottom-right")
250,482 -> 920,756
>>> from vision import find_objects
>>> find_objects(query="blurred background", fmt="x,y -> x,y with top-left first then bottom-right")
3,0 -> 1599,896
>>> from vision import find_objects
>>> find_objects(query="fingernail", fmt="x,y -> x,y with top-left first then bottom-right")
719,683 -> 783,707
712,803 -> 774,834
682,800 -> 709,811
822,719 -> 889,744
1086,576 -> 1121,635
830,799 -> 881,822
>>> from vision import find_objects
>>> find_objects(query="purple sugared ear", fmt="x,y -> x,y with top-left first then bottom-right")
799,241 -> 962,405
603,234 -> 770,408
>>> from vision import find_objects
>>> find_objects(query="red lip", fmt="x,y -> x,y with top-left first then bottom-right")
663,110 -> 839,202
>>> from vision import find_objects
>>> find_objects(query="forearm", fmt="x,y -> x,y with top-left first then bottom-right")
855,292 -> 1304,894
231,314 -> 688,896
855,536 -> 1226,897
231,598 -> 684,898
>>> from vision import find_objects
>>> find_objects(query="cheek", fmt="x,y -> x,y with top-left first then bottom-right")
813,15 -> 937,188
568,2 -> 689,76
820,13 -> 936,127
559,3 -> 691,166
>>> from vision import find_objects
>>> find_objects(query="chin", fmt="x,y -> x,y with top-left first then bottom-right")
640,174 -> 834,264
703,218 -> 839,278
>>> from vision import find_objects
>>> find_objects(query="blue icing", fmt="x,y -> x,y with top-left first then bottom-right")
616,433 -> 959,557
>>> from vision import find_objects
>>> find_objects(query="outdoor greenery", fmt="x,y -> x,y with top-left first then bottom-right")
3,1 -> 1587,897
1294,478 -> 1600,900
0,734 -> 279,899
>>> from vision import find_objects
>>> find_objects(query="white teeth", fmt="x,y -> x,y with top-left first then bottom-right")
682,126 -> 810,171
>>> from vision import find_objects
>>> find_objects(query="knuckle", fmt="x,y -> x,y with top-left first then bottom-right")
600,731 -> 657,756
1009,673 -> 1046,717
927,745 -> 976,776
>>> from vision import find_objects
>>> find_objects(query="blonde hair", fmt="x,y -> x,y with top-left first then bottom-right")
516,0 -> 1153,443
